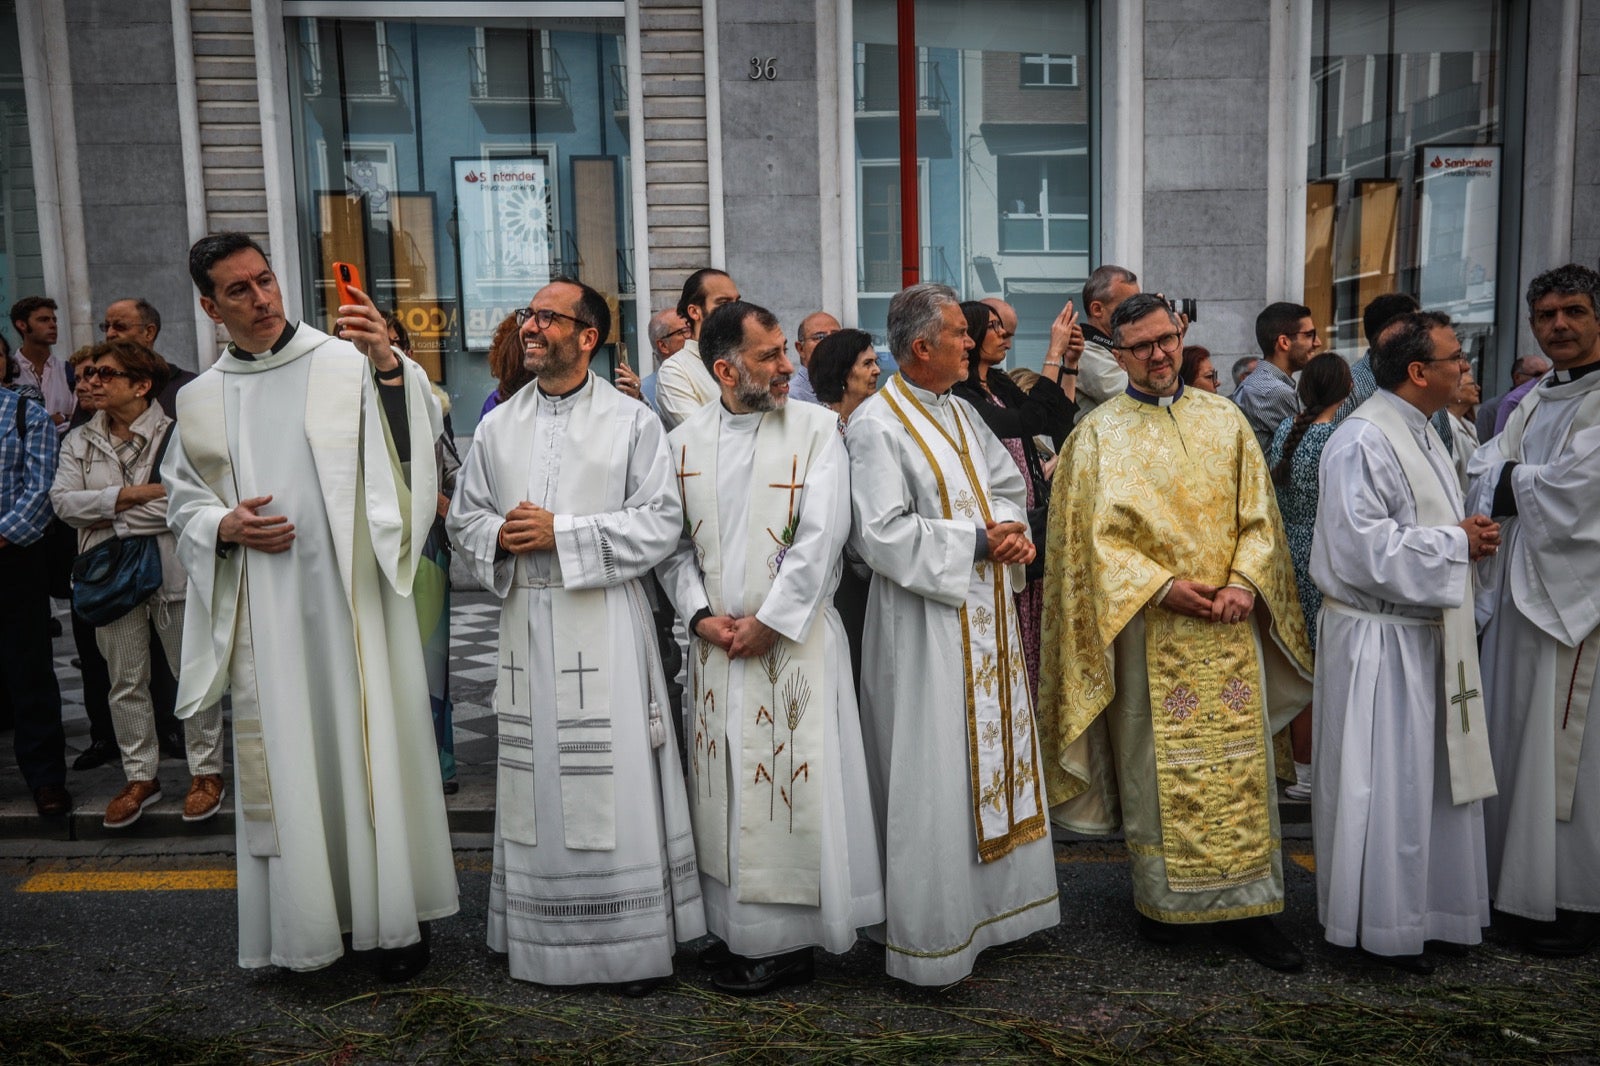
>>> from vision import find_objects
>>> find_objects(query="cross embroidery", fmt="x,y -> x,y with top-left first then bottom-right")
562,651 -> 600,709
1450,660 -> 1479,733
675,445 -> 702,501
769,455 -> 804,526
501,652 -> 525,706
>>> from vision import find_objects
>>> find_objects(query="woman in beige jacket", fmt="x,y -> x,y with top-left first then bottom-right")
50,340 -> 225,828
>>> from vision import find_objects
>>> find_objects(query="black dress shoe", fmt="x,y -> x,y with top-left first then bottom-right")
34,783 -> 72,817
698,938 -> 735,970
1214,916 -> 1305,973
442,778 -> 460,796
1137,913 -> 1187,945
1361,948 -> 1434,975
614,976 -> 667,998
72,740 -> 119,772
48,617 -> 63,638
1522,909 -> 1600,958
1424,940 -> 1471,958
711,948 -> 814,995
379,922 -> 431,982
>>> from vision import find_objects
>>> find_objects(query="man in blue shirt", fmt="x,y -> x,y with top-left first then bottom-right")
0,385 -> 70,816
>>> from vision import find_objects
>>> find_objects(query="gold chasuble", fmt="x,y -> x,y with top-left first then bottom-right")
881,376 -> 1047,862
673,404 -> 833,905
1038,386 -> 1312,908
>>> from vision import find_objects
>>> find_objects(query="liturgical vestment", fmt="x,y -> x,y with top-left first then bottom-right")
163,324 -> 459,971
1466,366 -> 1600,922
448,373 -> 704,986
847,375 -> 1059,987
1038,384 -> 1313,924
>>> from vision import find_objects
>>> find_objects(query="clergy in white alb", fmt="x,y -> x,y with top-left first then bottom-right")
1309,312 -> 1498,965
1465,264 -> 1600,957
656,269 -> 741,430
163,234 -> 457,976
447,279 -> 704,992
1036,295 -> 1315,974
656,302 -> 883,994
846,284 -> 1058,988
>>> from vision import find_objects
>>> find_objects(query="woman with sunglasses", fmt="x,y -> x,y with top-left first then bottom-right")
49,340 -> 226,829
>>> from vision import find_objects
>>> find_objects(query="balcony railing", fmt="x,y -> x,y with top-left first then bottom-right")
854,55 -> 949,117
1410,82 -> 1485,142
858,245 -> 955,293
468,42 -> 570,103
611,63 -> 629,117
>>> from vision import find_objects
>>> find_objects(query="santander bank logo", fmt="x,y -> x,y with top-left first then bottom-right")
1429,155 -> 1493,170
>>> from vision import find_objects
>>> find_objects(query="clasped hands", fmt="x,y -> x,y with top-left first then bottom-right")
986,520 -> 1035,566
1459,514 -> 1500,561
498,501 -> 556,554
694,614 -> 779,660
1163,579 -> 1254,624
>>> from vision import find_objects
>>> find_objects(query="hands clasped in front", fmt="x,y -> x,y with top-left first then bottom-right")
694,614 -> 778,660
985,520 -> 1035,566
498,502 -> 557,554
1163,579 -> 1256,624
1460,514 -> 1500,561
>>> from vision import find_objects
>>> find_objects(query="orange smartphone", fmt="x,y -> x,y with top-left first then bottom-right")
332,261 -> 363,308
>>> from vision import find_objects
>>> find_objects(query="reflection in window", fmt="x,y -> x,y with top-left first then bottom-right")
1304,0 -> 1506,365
853,0 -> 1092,371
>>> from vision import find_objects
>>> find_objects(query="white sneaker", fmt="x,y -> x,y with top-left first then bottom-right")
1283,761 -> 1312,801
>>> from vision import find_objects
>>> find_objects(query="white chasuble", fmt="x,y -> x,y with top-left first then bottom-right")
880,375 -> 1047,861
489,379 -> 621,850
1347,394 -> 1495,804
672,404 -> 832,905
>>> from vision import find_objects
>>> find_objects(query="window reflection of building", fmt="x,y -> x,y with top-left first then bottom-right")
852,0 -> 1091,371
1305,0 -> 1506,364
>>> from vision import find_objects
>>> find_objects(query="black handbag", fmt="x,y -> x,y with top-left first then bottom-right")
70,424 -> 174,627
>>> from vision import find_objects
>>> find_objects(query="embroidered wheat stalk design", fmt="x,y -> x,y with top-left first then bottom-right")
758,645 -> 790,820
781,672 -> 813,832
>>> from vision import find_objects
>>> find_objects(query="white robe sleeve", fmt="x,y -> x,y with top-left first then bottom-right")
845,411 -> 977,609
446,426 -> 515,598
554,407 -> 684,589
1310,421 -> 1468,612
655,356 -> 707,432
755,431 -> 849,643
1500,415 -> 1600,645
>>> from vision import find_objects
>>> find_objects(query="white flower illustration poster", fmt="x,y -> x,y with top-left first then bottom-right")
453,156 -> 554,349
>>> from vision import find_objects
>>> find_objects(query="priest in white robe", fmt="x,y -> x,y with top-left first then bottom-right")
1466,263 -> 1600,957
164,233 -> 457,977
1310,311 -> 1498,972
847,283 -> 1059,987
448,278 -> 704,994
657,300 -> 884,995
656,268 -> 740,430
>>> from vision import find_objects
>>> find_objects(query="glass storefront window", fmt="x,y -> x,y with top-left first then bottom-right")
1305,0 -> 1507,365
0,1 -> 45,321
852,0 -> 1093,371
286,12 -> 633,432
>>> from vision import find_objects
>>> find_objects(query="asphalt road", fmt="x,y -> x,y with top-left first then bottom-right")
3,837 -> 1597,1064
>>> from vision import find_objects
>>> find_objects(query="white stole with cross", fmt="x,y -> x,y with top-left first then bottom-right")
1350,394 -> 1496,804
671,402 -> 831,905
880,375 -> 1048,861
493,375 -> 621,850
1487,381 -> 1600,819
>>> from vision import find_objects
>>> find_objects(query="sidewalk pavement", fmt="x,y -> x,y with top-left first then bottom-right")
1,587 -> 1311,843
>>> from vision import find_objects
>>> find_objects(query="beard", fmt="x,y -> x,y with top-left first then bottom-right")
524,333 -> 584,379
732,357 -> 785,412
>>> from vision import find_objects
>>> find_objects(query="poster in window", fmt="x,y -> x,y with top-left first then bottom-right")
453,156 -> 553,349
1416,144 -> 1500,326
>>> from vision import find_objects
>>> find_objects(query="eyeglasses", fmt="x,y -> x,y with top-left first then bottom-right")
514,307 -> 593,331
98,320 -> 143,334
1112,332 -> 1182,362
802,330 -> 837,344
1419,354 -> 1470,367
988,322 -> 1013,340
1200,370 -> 1221,383
79,366 -> 133,382
1284,328 -> 1320,341
662,325 -> 693,340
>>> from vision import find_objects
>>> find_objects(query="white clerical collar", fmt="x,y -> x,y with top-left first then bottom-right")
899,376 -> 949,406
1125,380 -> 1184,407
535,372 -> 591,408
1551,360 -> 1600,384
717,400 -> 766,427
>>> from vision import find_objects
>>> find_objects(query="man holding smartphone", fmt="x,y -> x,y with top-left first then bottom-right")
163,233 -> 458,980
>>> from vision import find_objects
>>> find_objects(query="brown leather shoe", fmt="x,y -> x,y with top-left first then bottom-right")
34,784 -> 72,817
104,779 -> 162,828
182,774 -> 227,822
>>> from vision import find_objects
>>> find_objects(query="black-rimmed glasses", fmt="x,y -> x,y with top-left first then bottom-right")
514,307 -> 593,331
1112,332 -> 1182,362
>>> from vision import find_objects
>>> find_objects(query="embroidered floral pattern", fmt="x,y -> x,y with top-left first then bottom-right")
1164,684 -> 1199,722
1220,677 -> 1253,713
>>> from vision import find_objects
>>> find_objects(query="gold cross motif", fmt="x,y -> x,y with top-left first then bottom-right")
1449,660 -> 1479,733
675,445 -> 701,500
768,455 -> 805,526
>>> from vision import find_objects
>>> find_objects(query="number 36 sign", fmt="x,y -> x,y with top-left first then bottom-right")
749,57 -> 776,80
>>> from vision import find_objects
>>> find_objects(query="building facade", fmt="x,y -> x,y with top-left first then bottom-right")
3,0 -> 1593,431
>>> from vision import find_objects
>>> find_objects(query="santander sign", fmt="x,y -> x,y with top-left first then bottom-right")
1430,155 -> 1493,170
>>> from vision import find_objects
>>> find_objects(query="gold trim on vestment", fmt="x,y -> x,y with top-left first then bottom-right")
885,890 -> 1060,958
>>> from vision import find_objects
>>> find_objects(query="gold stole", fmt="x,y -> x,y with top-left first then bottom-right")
493,374 -> 620,850
880,375 -> 1046,862
674,404 -> 831,905
1350,395 -> 1496,804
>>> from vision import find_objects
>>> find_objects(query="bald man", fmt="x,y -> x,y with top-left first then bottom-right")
789,311 -> 840,405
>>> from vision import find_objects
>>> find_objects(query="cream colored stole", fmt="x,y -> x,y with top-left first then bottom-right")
1493,382 -> 1600,819
880,375 -> 1047,861
675,404 -> 831,905
1351,394 -> 1496,804
494,374 -> 620,850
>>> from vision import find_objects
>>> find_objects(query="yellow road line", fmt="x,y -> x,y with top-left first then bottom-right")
18,870 -> 237,893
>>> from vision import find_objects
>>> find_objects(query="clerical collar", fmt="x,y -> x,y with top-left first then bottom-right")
1551,360 -> 1600,384
535,374 -> 590,401
1125,380 -> 1184,407
229,321 -> 297,361
898,376 -> 950,404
